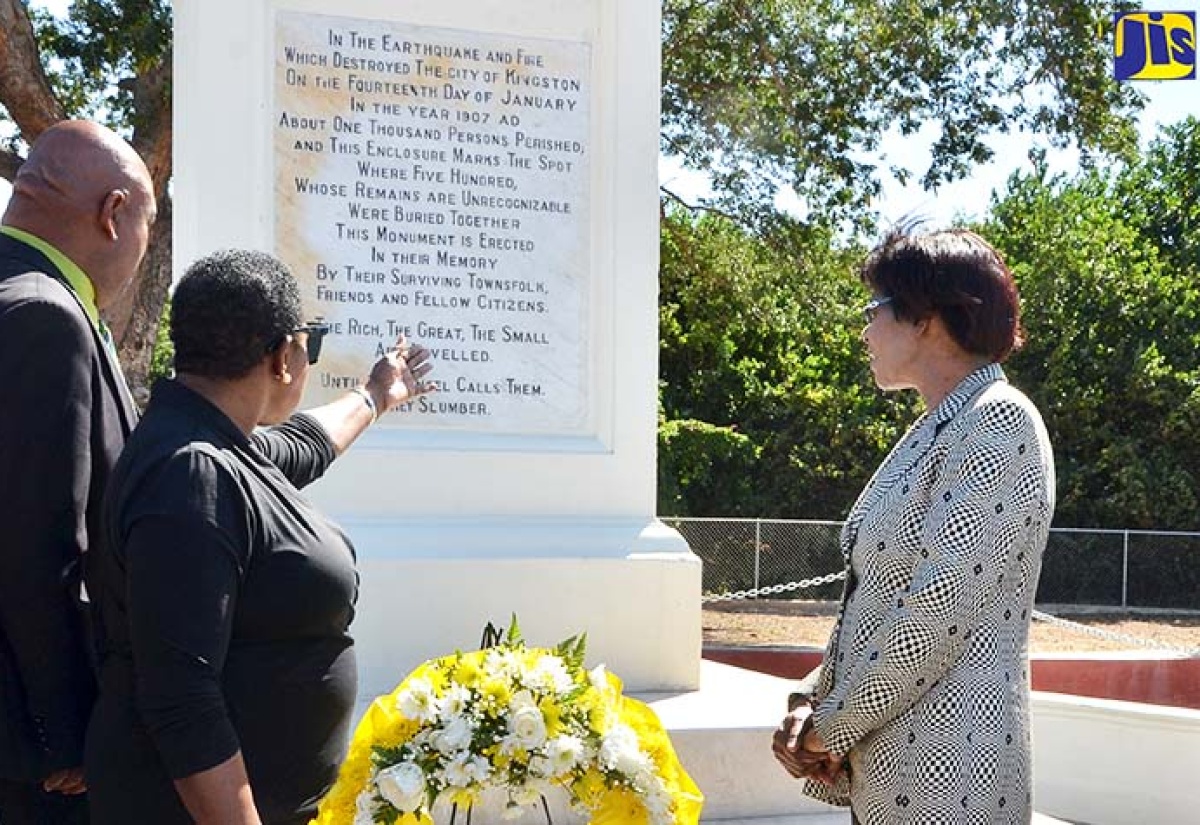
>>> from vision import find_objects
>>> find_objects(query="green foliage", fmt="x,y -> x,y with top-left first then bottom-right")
553,633 -> 587,673
148,298 -> 173,383
661,0 -> 1142,229
33,0 -> 172,128
1117,118 -> 1200,276
660,119 -> 1200,530
657,209 -> 917,518
657,419 -> 760,516
504,613 -> 523,647
984,117 -> 1200,529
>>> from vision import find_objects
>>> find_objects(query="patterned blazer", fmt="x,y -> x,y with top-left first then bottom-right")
799,364 -> 1055,825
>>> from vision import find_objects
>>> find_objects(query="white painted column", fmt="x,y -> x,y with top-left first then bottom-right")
174,0 -> 700,693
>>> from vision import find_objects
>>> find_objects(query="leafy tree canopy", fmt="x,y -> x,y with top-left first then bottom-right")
988,117 -> 1200,529
658,118 -> 1200,530
662,0 -> 1143,231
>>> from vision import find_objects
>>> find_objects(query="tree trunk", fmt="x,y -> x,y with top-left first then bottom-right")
110,194 -> 172,406
0,0 -> 65,142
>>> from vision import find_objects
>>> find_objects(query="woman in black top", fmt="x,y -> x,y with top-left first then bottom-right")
85,249 -> 433,825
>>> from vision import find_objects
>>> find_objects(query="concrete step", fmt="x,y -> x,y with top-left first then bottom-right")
637,661 -> 844,821
640,662 -> 1081,824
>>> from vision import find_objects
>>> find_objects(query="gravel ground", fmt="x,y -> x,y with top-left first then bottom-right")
703,599 -> 1200,653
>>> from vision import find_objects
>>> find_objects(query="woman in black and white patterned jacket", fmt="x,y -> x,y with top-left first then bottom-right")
772,228 -> 1056,825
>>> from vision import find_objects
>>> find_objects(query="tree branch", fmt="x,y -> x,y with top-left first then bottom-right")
0,146 -> 22,182
660,184 -> 756,231
0,0 -> 65,143
124,50 -> 173,196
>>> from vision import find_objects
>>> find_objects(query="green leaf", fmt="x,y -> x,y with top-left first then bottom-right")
504,613 -> 523,647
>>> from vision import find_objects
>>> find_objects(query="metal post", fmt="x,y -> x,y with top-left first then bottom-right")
1121,530 -> 1129,609
754,518 -> 762,597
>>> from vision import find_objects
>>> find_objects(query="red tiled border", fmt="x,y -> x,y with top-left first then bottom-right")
702,646 -> 1200,710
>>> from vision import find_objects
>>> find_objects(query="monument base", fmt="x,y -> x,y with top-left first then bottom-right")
345,517 -> 701,695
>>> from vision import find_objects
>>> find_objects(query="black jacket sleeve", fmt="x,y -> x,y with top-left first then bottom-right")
0,295 -> 98,777
251,413 -> 336,490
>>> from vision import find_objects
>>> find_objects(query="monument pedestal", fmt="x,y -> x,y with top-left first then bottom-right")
345,517 -> 700,694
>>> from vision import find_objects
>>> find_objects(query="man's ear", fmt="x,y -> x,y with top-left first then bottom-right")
98,188 -> 129,241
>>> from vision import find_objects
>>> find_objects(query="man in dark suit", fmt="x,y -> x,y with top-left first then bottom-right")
0,121 -> 156,824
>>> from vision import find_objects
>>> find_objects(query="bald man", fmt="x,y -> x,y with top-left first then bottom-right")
0,121 -> 156,824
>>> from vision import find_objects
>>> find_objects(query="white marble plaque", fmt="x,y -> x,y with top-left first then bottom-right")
274,11 -> 590,435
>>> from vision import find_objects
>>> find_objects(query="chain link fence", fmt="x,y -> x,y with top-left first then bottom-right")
663,517 -> 1200,611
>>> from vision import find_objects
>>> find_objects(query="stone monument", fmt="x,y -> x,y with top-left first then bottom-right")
174,0 -> 700,696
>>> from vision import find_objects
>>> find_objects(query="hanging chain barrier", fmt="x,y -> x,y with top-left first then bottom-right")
675,517 -> 1200,655
1029,609 -> 1200,657
700,570 -> 847,603
702,565 -> 1198,655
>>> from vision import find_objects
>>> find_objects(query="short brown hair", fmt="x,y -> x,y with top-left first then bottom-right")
861,228 -> 1024,362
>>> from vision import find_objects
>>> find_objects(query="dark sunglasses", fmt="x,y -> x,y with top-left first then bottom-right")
861,296 -> 894,324
269,319 -> 330,365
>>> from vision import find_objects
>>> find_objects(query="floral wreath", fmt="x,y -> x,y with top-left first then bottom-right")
311,619 -> 703,824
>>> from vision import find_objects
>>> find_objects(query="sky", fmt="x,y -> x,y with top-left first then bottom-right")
659,77 -> 1199,229
2,3 -> 1199,226
863,78 -> 1197,227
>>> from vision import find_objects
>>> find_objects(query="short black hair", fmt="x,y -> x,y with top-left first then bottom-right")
171,249 -> 303,379
861,227 -> 1024,362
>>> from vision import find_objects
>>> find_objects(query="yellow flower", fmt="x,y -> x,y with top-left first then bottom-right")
572,766 -> 608,808
592,785 -> 650,825
443,787 -> 478,809
539,697 -> 563,737
453,655 -> 484,687
396,813 -> 433,825
480,676 -> 513,708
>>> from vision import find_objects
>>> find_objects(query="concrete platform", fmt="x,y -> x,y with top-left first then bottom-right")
639,661 -> 1081,824
637,660 -> 840,821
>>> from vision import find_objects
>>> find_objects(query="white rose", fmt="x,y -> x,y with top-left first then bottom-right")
375,762 -> 426,813
434,715 -> 474,754
508,704 -> 547,749
509,688 -> 536,711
